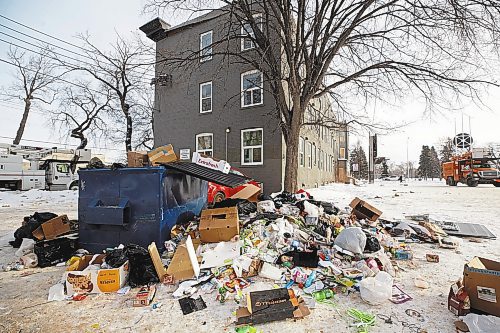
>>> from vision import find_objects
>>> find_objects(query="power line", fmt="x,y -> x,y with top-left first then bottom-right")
0,33 -> 152,84
0,57 -> 111,97
0,135 -> 125,152
0,15 -> 155,79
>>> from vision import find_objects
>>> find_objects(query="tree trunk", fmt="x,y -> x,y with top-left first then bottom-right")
284,134 -> 300,192
125,114 -> 132,152
13,99 -> 31,145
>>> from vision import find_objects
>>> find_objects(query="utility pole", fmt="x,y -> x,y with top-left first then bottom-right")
368,134 -> 375,184
406,137 -> 409,179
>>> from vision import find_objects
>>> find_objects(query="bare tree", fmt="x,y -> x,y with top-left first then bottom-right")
1,47 -> 61,145
146,0 -> 500,191
49,82 -> 111,150
56,33 -> 153,152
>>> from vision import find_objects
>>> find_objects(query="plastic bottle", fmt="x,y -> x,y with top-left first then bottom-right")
304,270 -> 317,288
312,289 -> 334,301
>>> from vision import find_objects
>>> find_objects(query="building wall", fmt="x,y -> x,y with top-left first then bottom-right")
153,12 -> 284,194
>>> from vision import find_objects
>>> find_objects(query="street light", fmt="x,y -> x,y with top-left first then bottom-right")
225,127 -> 231,161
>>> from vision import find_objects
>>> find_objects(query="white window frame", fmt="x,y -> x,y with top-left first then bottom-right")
299,137 -> 305,167
241,14 -> 262,51
241,128 -> 263,165
339,147 -> 346,160
307,142 -> 312,169
241,70 -> 264,108
199,81 -> 212,113
196,133 -> 213,156
200,31 -> 213,62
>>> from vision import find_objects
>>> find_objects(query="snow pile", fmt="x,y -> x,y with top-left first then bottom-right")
0,189 -> 78,207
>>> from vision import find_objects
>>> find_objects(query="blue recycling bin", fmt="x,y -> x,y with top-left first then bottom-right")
78,166 -> 207,253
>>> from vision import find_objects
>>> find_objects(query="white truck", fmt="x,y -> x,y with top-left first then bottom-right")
0,144 -> 92,191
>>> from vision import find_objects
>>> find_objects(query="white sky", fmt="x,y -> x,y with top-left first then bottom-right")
0,0 -> 499,163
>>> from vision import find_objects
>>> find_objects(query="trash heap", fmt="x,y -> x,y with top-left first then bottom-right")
4,189 -> 500,332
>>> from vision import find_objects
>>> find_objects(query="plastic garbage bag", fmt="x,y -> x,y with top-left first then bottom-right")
257,200 -> 275,213
213,199 -> 257,215
303,201 -> 320,217
124,244 -> 159,287
48,282 -> 66,301
463,313 -> 500,333
334,227 -> 367,255
105,248 -> 127,268
359,271 -> 394,305
364,236 -> 381,253
15,238 -> 35,257
10,212 -> 57,248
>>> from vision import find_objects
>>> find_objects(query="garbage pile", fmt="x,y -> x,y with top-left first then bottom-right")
4,191 -> 500,332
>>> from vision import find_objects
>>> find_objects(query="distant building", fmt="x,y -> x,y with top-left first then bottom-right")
141,10 -> 349,194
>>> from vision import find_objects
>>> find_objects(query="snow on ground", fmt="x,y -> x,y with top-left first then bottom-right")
0,181 -> 499,333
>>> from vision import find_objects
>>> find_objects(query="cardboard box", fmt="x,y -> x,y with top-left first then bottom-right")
349,197 -> 382,222
134,285 -> 156,307
127,151 -> 149,167
463,257 -> 500,316
148,242 -> 168,282
64,255 -> 129,294
166,236 -> 201,281
32,215 -> 70,240
448,280 -> 471,316
236,288 -> 310,326
230,183 -> 261,202
199,207 -> 239,243
148,144 -> 177,165
192,152 -> 230,174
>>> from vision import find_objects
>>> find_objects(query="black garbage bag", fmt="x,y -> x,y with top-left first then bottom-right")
87,157 -> 105,169
9,212 -> 58,248
213,199 -> 257,215
309,200 -> 340,215
105,248 -> 128,268
364,236 -> 381,253
124,244 -> 159,287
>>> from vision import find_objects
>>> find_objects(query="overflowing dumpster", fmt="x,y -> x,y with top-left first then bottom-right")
78,167 -> 208,253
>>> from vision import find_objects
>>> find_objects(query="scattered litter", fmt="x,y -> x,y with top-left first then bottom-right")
179,296 -> 207,315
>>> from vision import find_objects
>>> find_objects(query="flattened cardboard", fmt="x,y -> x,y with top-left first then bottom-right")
463,256 -> 500,316
127,151 -> 149,167
148,144 -> 178,165
33,215 -> 70,240
199,207 -> 239,243
349,197 -> 382,222
230,184 -> 261,202
148,242 -> 168,281
166,237 -> 201,281
64,255 -> 129,294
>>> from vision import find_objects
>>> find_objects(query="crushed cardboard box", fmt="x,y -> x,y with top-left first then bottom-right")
463,257 -> 500,316
166,236 -> 201,281
199,207 -> 239,243
134,285 -> 156,307
192,152 -> 230,174
127,151 -> 149,167
230,183 -> 261,202
64,255 -> 128,294
349,197 -> 382,222
32,215 -> 70,240
148,144 -> 177,165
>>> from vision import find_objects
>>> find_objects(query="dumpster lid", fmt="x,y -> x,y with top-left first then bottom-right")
161,161 -> 252,188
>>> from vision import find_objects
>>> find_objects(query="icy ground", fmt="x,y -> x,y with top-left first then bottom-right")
0,181 -> 499,333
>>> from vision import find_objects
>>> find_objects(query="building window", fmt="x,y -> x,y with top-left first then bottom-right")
307,142 -> 312,168
241,128 -> 263,165
241,70 -> 263,107
200,31 -> 213,62
339,147 -> 346,159
200,81 -> 212,113
299,137 -> 305,167
196,133 -> 213,156
241,14 -> 262,51
313,144 -> 317,166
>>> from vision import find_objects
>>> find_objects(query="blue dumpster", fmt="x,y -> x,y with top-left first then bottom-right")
78,167 -> 207,253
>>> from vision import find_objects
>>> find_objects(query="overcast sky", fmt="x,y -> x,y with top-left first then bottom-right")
0,0 -> 499,164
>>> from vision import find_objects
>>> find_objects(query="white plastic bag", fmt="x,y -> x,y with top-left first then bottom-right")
463,313 -> 500,333
15,238 -> 35,257
257,200 -> 275,213
334,227 -> 367,254
48,282 -> 66,301
359,271 -> 393,305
